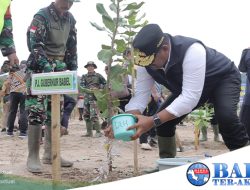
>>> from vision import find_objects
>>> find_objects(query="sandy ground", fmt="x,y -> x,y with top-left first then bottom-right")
0,118 -> 228,183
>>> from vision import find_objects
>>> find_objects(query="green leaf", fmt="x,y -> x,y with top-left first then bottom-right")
110,79 -> 124,91
126,10 -> 138,19
94,90 -> 108,113
123,2 -> 145,11
202,121 -> 209,127
114,39 -> 126,53
102,15 -> 115,32
136,13 -> 146,22
101,44 -> 111,49
110,64 -> 125,78
97,49 -> 113,64
128,24 -> 144,29
90,22 -> 106,31
96,3 -> 112,20
109,64 -> 126,91
122,31 -> 136,36
101,108 -> 109,118
141,20 -> 148,27
113,18 -> 127,27
128,15 -> 136,25
109,3 -> 117,13
194,120 -> 201,128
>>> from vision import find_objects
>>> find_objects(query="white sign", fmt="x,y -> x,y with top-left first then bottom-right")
31,71 -> 78,95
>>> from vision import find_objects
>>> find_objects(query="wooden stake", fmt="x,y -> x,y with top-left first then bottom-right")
131,50 -> 139,176
194,126 -> 200,150
51,94 -> 61,182
133,140 -> 139,176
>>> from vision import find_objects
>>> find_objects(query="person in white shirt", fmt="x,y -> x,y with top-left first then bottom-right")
105,24 -> 249,161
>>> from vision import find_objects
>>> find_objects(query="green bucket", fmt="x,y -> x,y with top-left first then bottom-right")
111,114 -> 136,141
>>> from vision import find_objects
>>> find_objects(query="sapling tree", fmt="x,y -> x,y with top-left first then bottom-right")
189,103 -> 214,150
87,0 -> 147,181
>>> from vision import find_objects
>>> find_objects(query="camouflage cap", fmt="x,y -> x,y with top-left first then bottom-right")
84,61 -> 97,69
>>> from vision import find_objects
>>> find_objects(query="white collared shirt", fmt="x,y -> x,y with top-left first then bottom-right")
125,42 -> 206,117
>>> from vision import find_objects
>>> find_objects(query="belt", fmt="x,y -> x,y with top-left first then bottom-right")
47,55 -> 65,61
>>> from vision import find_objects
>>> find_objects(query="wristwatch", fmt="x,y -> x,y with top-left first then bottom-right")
152,114 -> 162,127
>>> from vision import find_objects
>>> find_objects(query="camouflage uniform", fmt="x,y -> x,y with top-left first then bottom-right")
26,2 -> 78,126
26,2 -> 78,173
80,69 -> 106,137
0,3 -> 16,58
0,1 -> 18,133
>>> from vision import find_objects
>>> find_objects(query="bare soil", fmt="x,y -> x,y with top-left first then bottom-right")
0,118 -> 228,183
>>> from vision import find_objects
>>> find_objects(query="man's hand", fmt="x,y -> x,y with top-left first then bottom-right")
104,110 -> 142,140
127,115 -> 154,140
7,53 -> 19,65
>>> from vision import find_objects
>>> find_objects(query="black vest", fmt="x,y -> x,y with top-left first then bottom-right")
146,34 -> 237,101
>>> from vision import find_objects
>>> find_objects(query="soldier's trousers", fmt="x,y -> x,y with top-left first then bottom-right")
25,95 -> 54,126
83,100 -> 99,124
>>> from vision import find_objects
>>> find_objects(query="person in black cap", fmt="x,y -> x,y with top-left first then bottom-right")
105,23 -> 249,160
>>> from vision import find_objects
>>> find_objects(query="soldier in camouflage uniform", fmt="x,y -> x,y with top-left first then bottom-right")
0,0 -> 19,65
80,61 -> 106,137
25,0 -> 79,173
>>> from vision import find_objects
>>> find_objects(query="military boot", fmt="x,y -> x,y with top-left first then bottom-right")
145,135 -> 176,173
158,135 -> 177,158
42,126 -> 73,167
93,121 -> 102,138
82,120 -> 93,137
200,126 -> 208,142
212,124 -> 220,142
27,125 -> 42,173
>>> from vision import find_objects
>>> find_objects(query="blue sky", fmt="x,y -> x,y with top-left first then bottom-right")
1,0 -> 250,76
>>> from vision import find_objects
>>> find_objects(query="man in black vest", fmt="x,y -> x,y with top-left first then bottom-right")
105,24 -> 249,160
